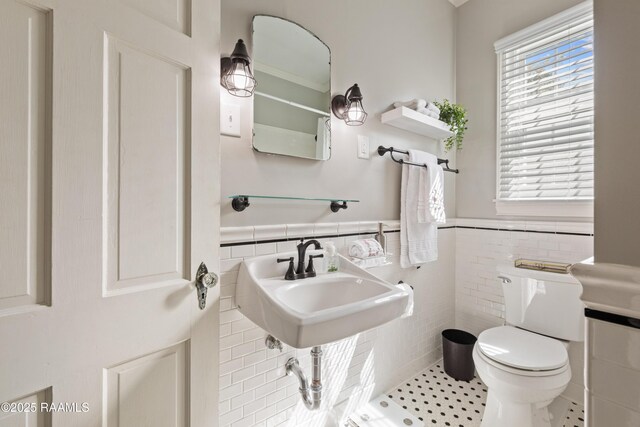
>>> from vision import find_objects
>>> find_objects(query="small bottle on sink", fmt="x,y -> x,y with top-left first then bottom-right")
324,241 -> 340,273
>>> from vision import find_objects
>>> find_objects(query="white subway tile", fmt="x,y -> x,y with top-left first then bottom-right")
221,226 -> 255,244
231,317 -> 255,334
243,397 -> 266,416
254,358 -> 277,375
220,298 -> 234,312
220,246 -> 231,260
358,221 -> 379,233
254,381 -> 276,399
220,333 -> 243,350
243,349 -> 266,367
243,327 -> 264,343
219,408 -> 242,426
313,222 -> 339,236
286,223 -> 315,238
337,221 -> 360,235
254,405 -> 276,423
231,341 -> 255,359
276,394 -> 299,412
219,398 -> 231,415
276,240 -> 297,253
221,258 -> 243,273
255,242 -> 277,255
220,383 -> 243,402
254,224 -> 287,241
266,410 -> 288,427
220,283 -> 236,299
231,415 -> 255,427
220,309 -> 243,325
231,244 -> 255,258
231,389 -> 255,410
220,270 -> 239,286
265,388 -> 287,406
232,365 -> 256,384
243,372 -> 266,391
220,358 -> 243,376
220,323 -> 231,338
219,374 -> 232,389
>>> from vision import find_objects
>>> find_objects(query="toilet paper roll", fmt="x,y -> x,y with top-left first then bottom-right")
395,281 -> 414,318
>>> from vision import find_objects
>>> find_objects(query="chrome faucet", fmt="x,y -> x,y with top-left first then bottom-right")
296,239 -> 322,275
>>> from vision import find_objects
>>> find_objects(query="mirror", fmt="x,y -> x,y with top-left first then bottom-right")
252,16 -> 331,160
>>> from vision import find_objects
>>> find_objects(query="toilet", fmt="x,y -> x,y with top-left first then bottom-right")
473,264 -> 584,427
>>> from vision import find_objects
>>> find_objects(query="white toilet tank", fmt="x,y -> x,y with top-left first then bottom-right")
497,264 -> 585,342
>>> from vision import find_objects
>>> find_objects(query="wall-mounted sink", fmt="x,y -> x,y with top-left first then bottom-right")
235,251 -> 410,348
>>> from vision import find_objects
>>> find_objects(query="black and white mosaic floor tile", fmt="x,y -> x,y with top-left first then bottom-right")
387,361 -> 585,427
563,401 -> 585,427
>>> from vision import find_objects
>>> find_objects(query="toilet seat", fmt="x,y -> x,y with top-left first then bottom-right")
478,326 -> 568,372
474,345 -> 570,377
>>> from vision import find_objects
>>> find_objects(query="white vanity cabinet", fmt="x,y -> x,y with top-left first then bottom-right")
585,311 -> 640,426
571,261 -> 640,427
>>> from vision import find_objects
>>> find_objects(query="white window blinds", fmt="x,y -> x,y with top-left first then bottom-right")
495,3 -> 594,201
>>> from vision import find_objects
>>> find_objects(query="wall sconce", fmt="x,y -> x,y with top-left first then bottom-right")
221,39 -> 256,97
331,84 -> 368,126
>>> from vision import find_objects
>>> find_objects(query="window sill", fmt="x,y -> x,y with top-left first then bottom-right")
495,199 -> 593,218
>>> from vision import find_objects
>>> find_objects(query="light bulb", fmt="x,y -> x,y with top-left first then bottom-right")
222,61 -> 256,97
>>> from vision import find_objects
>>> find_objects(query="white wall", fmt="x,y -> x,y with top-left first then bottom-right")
593,0 -> 640,267
454,0 -> 587,220
220,0 -> 457,227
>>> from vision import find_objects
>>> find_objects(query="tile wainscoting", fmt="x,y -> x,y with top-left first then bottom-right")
218,218 -> 593,426
219,221 -> 456,427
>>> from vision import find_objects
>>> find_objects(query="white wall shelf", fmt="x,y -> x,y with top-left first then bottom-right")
381,106 -> 453,140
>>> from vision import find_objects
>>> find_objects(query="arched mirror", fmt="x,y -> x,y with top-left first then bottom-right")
252,15 -> 331,160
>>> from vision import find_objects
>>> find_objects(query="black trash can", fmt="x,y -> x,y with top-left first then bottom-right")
442,329 -> 477,381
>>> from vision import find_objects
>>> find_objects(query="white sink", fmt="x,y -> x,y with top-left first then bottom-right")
235,251 -> 410,348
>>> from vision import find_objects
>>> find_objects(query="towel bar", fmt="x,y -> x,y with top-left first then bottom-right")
377,145 -> 459,173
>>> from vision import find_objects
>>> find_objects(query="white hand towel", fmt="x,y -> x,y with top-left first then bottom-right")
412,152 -> 446,225
425,165 -> 446,224
406,150 -> 445,225
416,107 -> 440,120
393,98 -> 427,110
401,150 -> 438,268
395,282 -> 414,318
426,102 -> 441,115
348,238 -> 384,259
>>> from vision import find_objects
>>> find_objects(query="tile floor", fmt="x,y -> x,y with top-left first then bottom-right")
387,360 -> 585,427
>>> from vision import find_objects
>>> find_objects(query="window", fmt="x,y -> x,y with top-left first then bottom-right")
494,2 -> 593,217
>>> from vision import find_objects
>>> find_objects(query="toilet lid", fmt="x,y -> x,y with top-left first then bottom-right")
477,326 -> 568,371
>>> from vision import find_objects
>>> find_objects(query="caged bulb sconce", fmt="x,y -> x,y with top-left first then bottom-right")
220,39 -> 256,97
331,83 -> 368,126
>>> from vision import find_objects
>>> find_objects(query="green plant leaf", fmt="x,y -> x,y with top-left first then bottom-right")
434,99 -> 468,151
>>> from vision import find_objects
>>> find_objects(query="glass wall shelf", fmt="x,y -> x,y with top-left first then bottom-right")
228,195 -> 359,213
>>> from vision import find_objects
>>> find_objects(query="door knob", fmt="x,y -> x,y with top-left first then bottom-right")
196,262 -> 218,310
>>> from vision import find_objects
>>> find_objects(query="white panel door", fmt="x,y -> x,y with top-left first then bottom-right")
0,0 -> 220,426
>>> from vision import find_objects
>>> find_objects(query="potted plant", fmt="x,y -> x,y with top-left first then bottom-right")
434,99 -> 468,151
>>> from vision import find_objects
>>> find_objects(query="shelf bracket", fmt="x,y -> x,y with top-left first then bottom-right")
330,201 -> 348,212
231,196 -> 250,212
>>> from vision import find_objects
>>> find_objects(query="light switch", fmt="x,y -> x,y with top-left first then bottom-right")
357,135 -> 370,159
220,103 -> 241,137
